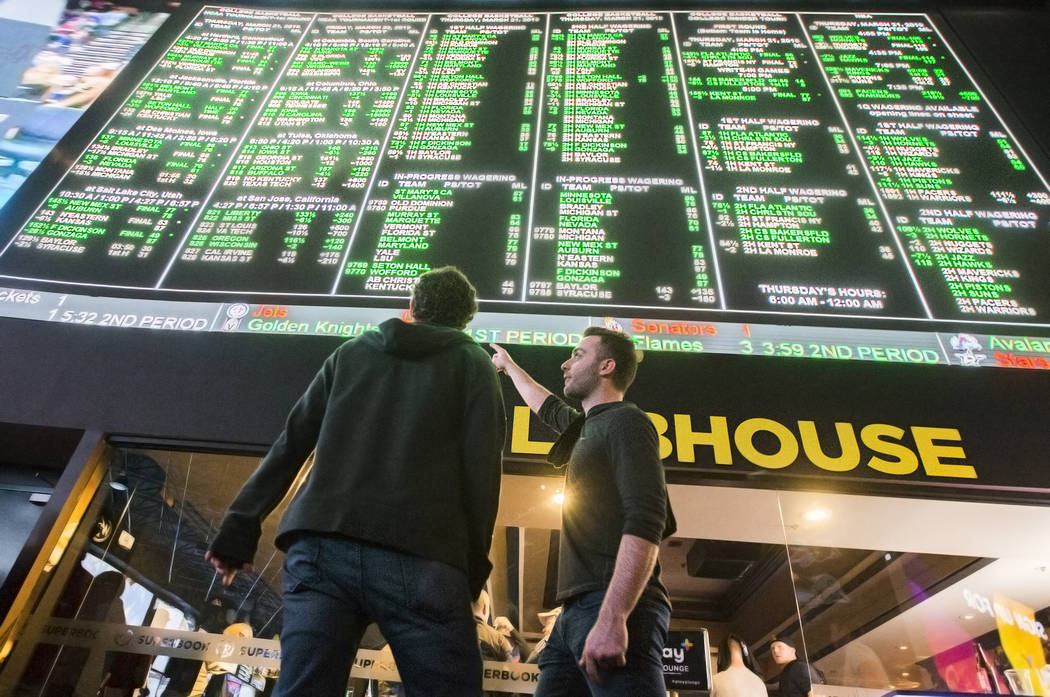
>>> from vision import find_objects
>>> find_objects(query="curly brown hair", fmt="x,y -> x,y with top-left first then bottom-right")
410,266 -> 478,329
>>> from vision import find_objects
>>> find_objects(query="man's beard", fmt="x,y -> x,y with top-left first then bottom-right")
564,371 -> 598,401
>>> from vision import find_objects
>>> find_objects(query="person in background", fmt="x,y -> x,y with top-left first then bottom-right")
205,266 -> 506,697
474,590 -> 513,662
48,62 -> 118,107
711,634 -> 768,697
770,636 -> 820,697
494,615 -> 532,663
837,636 -> 890,688
492,327 -> 676,696
526,607 -> 562,664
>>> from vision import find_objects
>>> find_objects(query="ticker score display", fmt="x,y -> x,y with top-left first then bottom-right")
1,6 -> 1049,327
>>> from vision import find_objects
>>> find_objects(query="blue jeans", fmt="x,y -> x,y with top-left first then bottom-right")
273,534 -> 481,697
535,590 -> 670,697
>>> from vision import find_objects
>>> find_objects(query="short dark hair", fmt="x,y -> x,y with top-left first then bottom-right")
410,266 -> 478,329
583,326 -> 638,391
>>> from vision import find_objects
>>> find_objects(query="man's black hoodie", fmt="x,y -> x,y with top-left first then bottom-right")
209,318 -> 506,596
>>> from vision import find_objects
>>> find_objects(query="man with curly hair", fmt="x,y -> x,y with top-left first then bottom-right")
206,266 -> 505,697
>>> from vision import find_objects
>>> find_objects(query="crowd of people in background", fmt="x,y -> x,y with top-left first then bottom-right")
0,3 -> 168,205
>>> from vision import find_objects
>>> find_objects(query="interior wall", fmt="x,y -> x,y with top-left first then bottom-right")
0,423 -> 84,588
0,488 -> 45,586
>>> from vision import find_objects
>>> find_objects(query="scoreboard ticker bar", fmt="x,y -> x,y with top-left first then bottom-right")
1,285 -> 1048,370
0,6 -> 1048,365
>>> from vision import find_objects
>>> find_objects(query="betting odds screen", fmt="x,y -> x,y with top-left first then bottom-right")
1,5 -> 1048,368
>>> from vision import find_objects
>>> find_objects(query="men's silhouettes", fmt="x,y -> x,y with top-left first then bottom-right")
206,266 -> 505,697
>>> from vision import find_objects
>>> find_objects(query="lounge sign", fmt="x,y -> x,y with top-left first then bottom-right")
663,629 -> 711,690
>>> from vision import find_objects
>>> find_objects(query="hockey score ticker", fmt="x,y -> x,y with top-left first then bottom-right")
0,5 -> 1049,362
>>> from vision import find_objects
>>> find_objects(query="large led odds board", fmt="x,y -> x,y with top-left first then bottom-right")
1,6 -> 1049,368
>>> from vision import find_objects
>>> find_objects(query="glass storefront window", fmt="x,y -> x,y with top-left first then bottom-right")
2,448 -> 284,696
2,446 -> 1049,697
778,492 -> 1050,697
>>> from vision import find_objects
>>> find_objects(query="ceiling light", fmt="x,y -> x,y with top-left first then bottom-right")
899,645 -> 909,651
962,614 -> 975,620
804,509 -> 830,522
552,492 -> 564,505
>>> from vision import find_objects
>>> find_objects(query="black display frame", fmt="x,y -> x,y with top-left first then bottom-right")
0,2 -> 1047,336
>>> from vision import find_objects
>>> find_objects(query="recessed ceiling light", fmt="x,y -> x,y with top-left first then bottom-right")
962,614 -> 975,620
902,672 -> 911,677
899,645 -> 909,651
552,492 -> 565,505
804,509 -> 830,522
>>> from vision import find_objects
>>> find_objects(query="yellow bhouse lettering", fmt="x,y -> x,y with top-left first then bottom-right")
860,424 -> 919,475
735,418 -> 798,470
508,408 -> 976,480
799,421 -> 860,472
645,412 -> 674,459
510,405 -> 553,455
672,414 -> 732,464
911,426 -> 974,478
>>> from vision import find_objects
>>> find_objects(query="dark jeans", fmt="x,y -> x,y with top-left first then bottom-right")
273,534 -> 480,697
535,590 -> 670,697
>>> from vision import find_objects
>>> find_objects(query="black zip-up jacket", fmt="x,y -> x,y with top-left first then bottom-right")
208,318 -> 506,596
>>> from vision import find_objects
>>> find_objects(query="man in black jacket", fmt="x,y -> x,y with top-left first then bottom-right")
205,266 -> 505,697
771,636 -> 819,697
491,327 -> 675,697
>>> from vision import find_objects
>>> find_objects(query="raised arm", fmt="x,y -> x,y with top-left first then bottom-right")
490,343 -> 553,413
